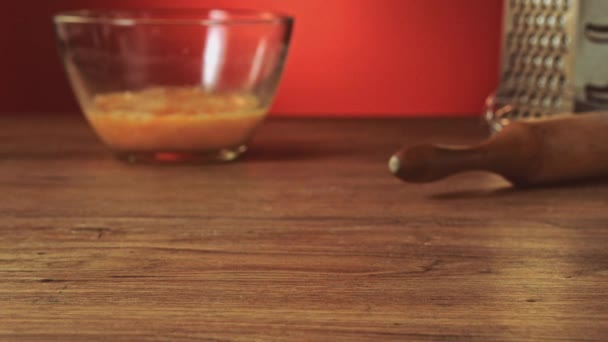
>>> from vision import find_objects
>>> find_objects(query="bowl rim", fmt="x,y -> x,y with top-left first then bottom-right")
54,8 -> 294,26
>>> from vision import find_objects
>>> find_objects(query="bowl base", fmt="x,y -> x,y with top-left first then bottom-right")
113,145 -> 247,164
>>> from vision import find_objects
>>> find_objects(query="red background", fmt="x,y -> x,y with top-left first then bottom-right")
0,0 -> 503,117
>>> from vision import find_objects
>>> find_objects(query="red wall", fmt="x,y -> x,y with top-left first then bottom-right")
0,0 -> 503,116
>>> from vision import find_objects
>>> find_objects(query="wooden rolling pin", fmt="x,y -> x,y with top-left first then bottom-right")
389,112 -> 608,186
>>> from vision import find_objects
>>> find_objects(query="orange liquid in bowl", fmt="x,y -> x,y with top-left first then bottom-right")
84,87 -> 268,153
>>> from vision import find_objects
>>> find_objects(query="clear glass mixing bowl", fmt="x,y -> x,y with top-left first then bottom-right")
55,9 -> 294,163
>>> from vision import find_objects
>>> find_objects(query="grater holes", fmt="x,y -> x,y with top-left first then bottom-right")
522,54 -> 533,68
527,75 -> 537,86
517,15 -> 527,28
554,97 -> 563,108
518,33 -> 528,47
554,0 -> 564,9
537,75 -> 548,87
558,14 -> 567,28
539,34 -> 550,48
529,95 -> 540,107
513,73 -> 524,86
535,14 -> 546,27
508,53 -> 518,67
526,14 -> 536,27
509,33 -> 523,48
551,34 -> 564,49
512,14 -> 520,28
546,14 -> 557,28
543,55 -> 554,69
548,75 -> 562,90
558,35 -> 569,50
514,15 -> 524,29
500,88 -> 517,99
554,56 -> 565,70
518,93 -> 530,105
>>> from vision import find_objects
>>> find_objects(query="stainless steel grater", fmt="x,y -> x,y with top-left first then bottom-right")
486,0 -> 608,131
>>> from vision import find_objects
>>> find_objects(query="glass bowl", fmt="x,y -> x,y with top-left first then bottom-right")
54,9 -> 294,163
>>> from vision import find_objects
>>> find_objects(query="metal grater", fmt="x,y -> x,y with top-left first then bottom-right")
487,0 -> 608,130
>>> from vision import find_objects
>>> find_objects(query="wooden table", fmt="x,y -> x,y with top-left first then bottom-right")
1,115 -> 607,341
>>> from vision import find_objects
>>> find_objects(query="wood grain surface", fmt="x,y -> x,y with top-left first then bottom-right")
1,114 -> 607,341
